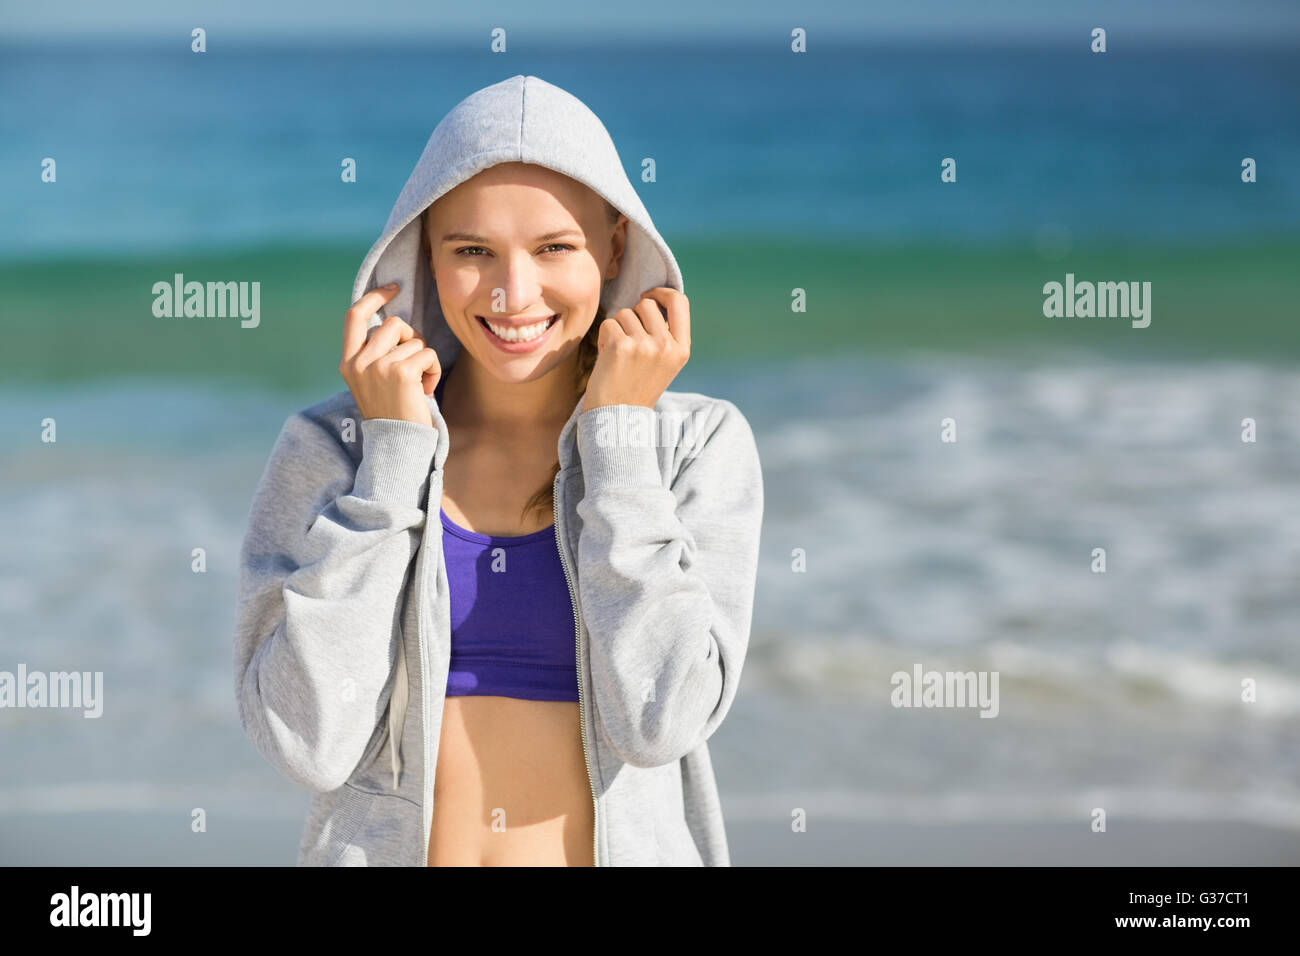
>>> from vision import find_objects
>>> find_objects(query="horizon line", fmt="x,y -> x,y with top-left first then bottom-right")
3,28 -> 1299,46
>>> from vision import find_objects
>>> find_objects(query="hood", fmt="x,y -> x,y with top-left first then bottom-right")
352,73 -> 684,378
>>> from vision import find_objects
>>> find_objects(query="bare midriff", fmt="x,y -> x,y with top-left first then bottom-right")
426,694 -> 594,866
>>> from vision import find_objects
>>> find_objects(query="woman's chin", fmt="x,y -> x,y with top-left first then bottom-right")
469,333 -> 584,381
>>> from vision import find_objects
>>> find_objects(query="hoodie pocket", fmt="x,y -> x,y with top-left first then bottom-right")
322,783 -> 380,866
347,711 -> 396,794
359,710 -> 390,769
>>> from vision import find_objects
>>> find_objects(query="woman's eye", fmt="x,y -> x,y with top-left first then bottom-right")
454,243 -> 573,257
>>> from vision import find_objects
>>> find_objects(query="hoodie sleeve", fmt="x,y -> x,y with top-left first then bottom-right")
574,398 -> 764,769
233,410 -> 437,793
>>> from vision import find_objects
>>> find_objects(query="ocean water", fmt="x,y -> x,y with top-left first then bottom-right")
1,352 -> 1297,836
0,39 -> 1298,260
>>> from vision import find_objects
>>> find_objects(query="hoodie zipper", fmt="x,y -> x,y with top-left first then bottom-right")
419,476 -> 436,867
553,468 -> 600,867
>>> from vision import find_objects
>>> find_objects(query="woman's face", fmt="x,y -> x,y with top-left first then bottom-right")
424,161 -> 626,385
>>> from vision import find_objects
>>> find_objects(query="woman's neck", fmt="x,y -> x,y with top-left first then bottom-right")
440,352 -> 581,434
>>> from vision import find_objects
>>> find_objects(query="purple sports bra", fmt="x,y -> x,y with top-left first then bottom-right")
434,374 -> 579,703
439,508 -> 580,702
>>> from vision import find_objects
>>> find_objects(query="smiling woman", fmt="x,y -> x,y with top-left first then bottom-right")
233,74 -> 764,868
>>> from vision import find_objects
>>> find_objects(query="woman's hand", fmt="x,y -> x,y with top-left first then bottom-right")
340,282 -> 442,427
583,287 -> 691,411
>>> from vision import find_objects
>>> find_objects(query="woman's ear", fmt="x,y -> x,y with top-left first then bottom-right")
604,215 -> 628,281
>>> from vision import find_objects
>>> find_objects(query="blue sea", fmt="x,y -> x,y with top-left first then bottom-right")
1,39 -> 1298,259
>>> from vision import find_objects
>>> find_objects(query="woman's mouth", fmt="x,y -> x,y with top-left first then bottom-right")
476,313 -> 560,352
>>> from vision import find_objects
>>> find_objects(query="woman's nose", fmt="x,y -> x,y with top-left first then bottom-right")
490,251 -> 544,313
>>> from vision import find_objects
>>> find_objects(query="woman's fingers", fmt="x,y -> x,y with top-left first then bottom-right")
355,314 -> 419,367
405,346 -> 442,396
631,296 -> 670,342
342,283 -> 400,365
374,336 -> 427,369
377,338 -> 440,379
605,289 -> 689,357
338,281 -> 439,426
605,308 -> 637,340
640,287 -> 690,349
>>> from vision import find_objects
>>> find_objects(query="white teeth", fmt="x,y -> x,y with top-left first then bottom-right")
484,315 -> 554,342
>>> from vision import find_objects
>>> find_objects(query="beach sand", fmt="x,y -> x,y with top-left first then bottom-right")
3,812 -> 1298,866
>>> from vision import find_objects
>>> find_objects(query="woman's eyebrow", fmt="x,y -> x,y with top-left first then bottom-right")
441,229 -> 584,244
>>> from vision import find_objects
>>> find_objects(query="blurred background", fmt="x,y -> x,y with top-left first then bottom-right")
2,0 -> 1299,865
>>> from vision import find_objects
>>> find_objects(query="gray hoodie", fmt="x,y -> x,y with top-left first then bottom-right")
233,74 -> 764,866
